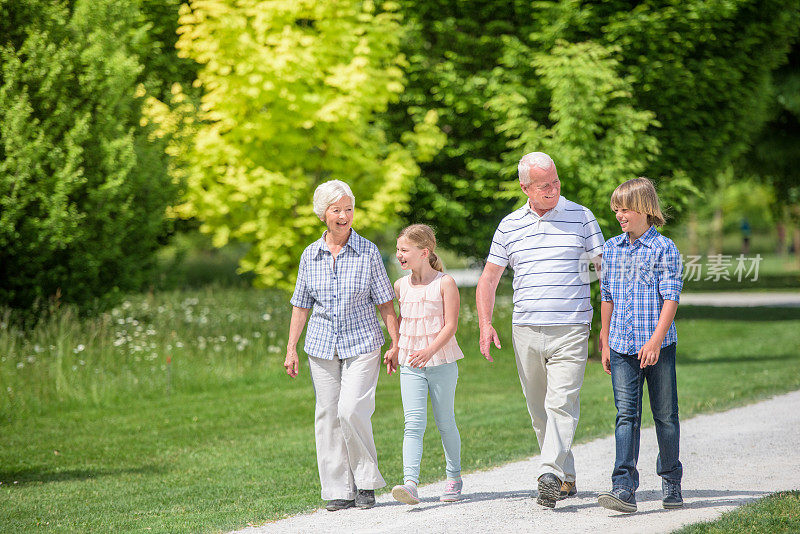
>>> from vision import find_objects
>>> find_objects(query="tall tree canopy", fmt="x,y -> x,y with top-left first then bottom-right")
393,0 -> 800,257
146,0 -> 445,290
0,0 -> 177,310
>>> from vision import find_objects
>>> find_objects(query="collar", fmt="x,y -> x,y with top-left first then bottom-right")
525,195 -> 565,218
617,225 -> 658,248
313,228 -> 366,258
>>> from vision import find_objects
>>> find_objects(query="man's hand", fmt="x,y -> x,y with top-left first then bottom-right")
479,325 -> 500,362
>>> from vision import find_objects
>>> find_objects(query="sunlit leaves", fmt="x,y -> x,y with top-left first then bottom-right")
150,0 -> 444,289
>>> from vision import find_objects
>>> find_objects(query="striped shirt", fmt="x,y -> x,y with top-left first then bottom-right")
487,196 -> 605,325
601,226 -> 683,354
291,229 -> 395,360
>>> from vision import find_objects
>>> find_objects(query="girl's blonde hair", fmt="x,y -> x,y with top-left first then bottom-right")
398,224 -> 443,272
610,177 -> 666,227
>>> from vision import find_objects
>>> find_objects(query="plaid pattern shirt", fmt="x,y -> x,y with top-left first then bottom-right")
601,226 -> 683,354
291,229 -> 394,360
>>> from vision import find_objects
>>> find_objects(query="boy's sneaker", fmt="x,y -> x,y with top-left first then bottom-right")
355,489 -> 375,509
558,480 -> 577,500
662,480 -> 683,509
392,482 -> 420,505
536,473 -> 562,508
598,487 -> 637,513
326,499 -> 355,511
440,479 -> 463,502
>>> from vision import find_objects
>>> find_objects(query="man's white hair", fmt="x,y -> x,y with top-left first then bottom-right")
313,180 -> 356,220
518,152 -> 556,185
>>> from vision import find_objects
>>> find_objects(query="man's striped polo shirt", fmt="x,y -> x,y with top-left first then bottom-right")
487,195 -> 605,325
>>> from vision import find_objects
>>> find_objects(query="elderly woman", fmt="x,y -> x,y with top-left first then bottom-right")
284,180 -> 399,511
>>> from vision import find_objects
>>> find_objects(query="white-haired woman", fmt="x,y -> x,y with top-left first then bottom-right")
284,180 -> 399,511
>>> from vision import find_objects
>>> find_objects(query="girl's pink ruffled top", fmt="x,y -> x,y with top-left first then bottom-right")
397,272 -> 464,367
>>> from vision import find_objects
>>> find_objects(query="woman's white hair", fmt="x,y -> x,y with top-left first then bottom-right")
518,152 -> 556,185
313,180 -> 356,220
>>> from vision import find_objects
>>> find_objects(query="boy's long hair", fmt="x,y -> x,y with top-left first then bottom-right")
610,177 -> 666,227
398,224 -> 443,272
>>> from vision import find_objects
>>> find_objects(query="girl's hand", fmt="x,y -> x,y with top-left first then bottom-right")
407,348 -> 434,368
284,349 -> 300,378
638,339 -> 661,368
383,345 -> 399,375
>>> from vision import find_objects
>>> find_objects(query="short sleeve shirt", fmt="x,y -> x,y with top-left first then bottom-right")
601,226 -> 683,354
291,229 -> 394,359
487,196 -> 605,325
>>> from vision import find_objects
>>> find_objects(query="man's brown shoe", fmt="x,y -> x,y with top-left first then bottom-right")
558,480 -> 577,500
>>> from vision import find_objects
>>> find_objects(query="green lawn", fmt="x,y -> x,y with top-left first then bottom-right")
2,288 -> 800,532
675,491 -> 800,533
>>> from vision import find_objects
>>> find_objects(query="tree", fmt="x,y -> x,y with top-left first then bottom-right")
135,0 -> 202,102
0,0 -> 178,311
391,0 -> 799,256
146,0 -> 445,290
739,42 -> 800,263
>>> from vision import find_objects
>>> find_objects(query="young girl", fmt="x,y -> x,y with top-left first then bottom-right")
598,178 -> 684,513
386,224 -> 464,505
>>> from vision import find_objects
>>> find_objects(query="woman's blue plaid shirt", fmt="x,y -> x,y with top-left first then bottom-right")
601,226 -> 683,354
291,229 -> 394,360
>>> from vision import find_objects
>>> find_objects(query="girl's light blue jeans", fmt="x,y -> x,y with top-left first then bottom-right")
399,362 -> 461,484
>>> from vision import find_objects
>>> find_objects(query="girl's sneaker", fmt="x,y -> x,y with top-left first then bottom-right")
440,479 -> 463,502
392,482 -> 420,505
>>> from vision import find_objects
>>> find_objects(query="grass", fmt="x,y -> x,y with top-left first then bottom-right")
674,491 -> 800,533
2,287 -> 800,532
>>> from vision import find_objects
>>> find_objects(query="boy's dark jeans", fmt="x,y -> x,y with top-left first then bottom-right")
609,343 -> 682,493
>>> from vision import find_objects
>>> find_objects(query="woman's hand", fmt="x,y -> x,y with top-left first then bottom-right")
383,345 -> 399,375
284,349 -> 300,378
407,348 -> 434,368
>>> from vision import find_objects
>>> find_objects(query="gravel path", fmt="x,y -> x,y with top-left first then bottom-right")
679,291 -> 800,307
235,389 -> 800,534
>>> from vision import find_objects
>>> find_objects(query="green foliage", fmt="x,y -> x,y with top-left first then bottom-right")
0,0 -> 178,311
740,43 -> 800,210
134,0 -> 201,101
393,0 -> 799,256
147,0 -> 446,290
481,37 -> 664,230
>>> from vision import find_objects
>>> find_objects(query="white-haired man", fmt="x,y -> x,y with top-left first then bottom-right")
476,152 -> 604,508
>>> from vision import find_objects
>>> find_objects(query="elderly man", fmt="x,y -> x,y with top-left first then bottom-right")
476,152 -> 604,509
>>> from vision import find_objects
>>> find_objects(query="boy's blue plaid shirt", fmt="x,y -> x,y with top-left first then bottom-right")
601,226 -> 683,354
291,229 -> 394,360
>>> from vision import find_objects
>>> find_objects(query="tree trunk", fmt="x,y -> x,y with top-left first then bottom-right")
709,209 -> 724,256
776,219 -> 786,256
687,212 -> 699,256
793,205 -> 800,270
